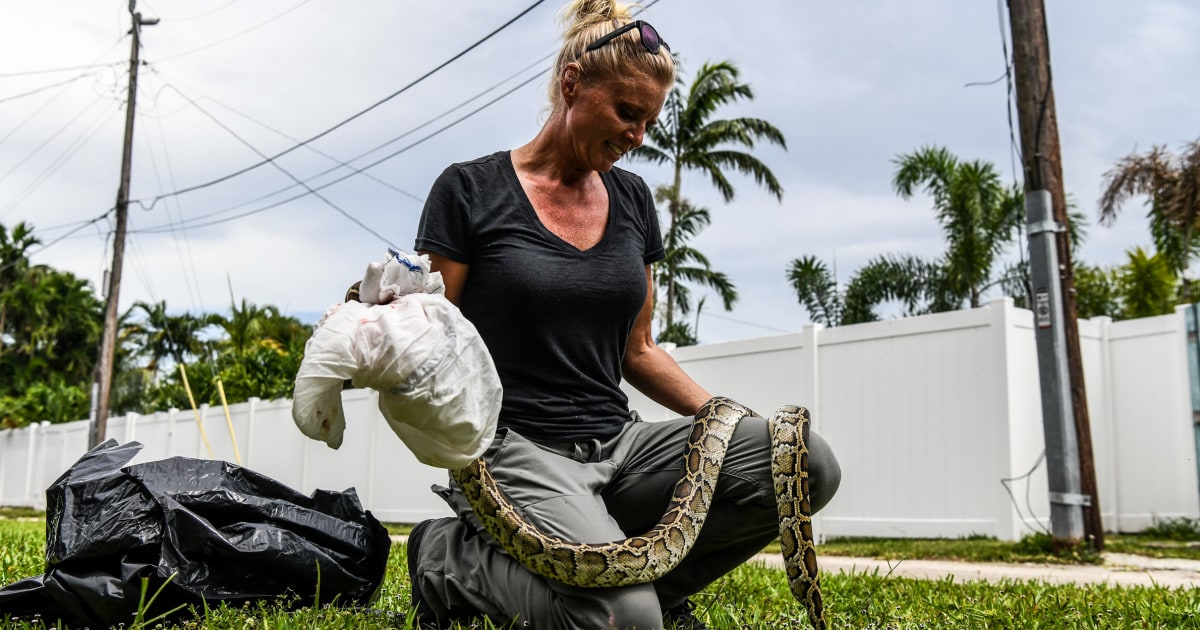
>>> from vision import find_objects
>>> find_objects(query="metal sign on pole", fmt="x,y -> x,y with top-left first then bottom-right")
1025,190 -> 1086,541
1007,0 -> 1102,549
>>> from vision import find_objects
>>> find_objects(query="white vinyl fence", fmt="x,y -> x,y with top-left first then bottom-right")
2,298 -> 1196,540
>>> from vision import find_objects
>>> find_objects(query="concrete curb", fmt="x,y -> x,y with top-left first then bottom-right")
751,553 -> 1200,589
394,535 -> 1200,589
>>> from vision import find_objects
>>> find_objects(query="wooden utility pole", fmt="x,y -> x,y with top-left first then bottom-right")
1007,0 -> 1104,550
89,2 -> 157,448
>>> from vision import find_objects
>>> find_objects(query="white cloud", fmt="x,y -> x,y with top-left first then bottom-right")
2,0 -> 1198,345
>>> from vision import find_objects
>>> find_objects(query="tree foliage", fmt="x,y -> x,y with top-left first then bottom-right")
789,147 -> 1025,325
1099,139 -> 1200,277
892,146 -> 1024,308
0,222 -> 105,427
652,186 -> 736,346
0,220 -> 313,429
632,60 -> 785,336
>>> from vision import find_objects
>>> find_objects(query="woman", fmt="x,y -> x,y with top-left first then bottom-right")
407,1 -> 840,628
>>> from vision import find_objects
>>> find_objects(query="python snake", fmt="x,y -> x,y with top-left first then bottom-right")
451,396 -> 825,629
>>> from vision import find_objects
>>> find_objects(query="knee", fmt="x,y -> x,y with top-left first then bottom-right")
555,585 -> 663,630
807,430 -> 841,513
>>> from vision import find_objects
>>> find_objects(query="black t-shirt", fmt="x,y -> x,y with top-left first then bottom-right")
415,151 -> 665,443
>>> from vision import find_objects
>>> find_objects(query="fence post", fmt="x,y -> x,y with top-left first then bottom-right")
24,422 -> 43,506
987,297 -> 1018,540
124,411 -> 140,444
165,408 -> 178,459
800,323 -> 822,542
198,404 -> 211,459
800,323 -> 823,433
246,397 -> 260,467
1093,315 -> 1119,532
0,429 -> 8,505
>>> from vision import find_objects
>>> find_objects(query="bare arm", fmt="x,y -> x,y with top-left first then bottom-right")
423,252 -> 469,307
622,265 -> 712,417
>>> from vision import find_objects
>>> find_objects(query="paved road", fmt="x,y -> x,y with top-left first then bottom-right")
751,552 -> 1200,589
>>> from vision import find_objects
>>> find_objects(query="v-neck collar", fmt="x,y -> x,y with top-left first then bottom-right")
503,150 -> 614,255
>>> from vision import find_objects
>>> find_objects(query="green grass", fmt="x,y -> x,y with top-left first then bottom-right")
816,533 -> 1104,565
0,506 -> 44,520
3,518 -> 1200,629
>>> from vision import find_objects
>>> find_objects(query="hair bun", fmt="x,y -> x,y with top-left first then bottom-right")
561,0 -> 633,38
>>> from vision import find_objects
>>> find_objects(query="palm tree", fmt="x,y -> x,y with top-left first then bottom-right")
126,300 -> 220,377
219,299 -> 285,355
786,256 -> 844,327
845,254 -> 960,321
788,253 -> 960,326
1117,247 -> 1178,318
1099,139 -> 1200,299
632,60 -> 786,333
893,146 -> 1024,308
653,186 -> 737,345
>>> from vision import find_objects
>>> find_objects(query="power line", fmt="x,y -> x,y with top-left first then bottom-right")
152,0 -> 316,63
125,0 -> 669,234
131,66 -> 545,235
149,78 -> 423,203
0,103 -> 120,218
145,0 -> 242,23
0,94 -> 106,185
699,310 -> 791,334
139,46 -> 551,214
169,85 -> 394,246
0,61 -> 122,78
0,37 -> 126,148
0,210 -> 114,275
0,72 -> 101,105
132,0 -> 549,211
141,105 -> 205,311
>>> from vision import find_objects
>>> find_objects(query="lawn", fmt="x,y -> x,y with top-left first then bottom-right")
3,512 -> 1200,629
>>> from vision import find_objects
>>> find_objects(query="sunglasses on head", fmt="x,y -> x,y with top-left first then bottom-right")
579,20 -> 670,57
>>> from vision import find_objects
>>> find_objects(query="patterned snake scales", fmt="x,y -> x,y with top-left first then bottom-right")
451,396 -> 825,629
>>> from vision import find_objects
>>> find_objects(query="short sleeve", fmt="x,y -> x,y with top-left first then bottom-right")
638,178 -> 665,265
415,165 -> 472,263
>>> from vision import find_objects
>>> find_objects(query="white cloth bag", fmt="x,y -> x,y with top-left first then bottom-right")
291,251 -> 501,469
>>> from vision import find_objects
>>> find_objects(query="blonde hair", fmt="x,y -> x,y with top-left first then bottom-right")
548,0 -> 675,111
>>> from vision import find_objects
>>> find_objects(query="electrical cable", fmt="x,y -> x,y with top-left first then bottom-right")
0,210 -> 114,275
145,0 -> 242,23
139,107 -> 204,311
141,47 -> 551,211
131,67 -> 544,235
997,0 -> 1033,306
152,0 -> 316,63
0,104 -> 120,218
698,310 -> 791,334
166,85 -> 394,246
164,80 -> 425,203
0,61 -> 122,78
0,94 -> 107,185
132,0 -> 549,211
1000,449 -> 1053,535
0,40 -> 125,147
0,72 -> 100,105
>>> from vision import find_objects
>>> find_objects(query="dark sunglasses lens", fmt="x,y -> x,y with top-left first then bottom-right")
639,23 -> 661,53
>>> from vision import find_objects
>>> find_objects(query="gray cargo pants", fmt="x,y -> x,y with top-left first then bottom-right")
411,412 -> 841,629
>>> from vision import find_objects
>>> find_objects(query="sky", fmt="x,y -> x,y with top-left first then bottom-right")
1,0 -> 1198,344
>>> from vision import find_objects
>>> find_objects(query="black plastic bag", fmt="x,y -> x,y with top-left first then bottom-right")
0,440 -> 391,628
